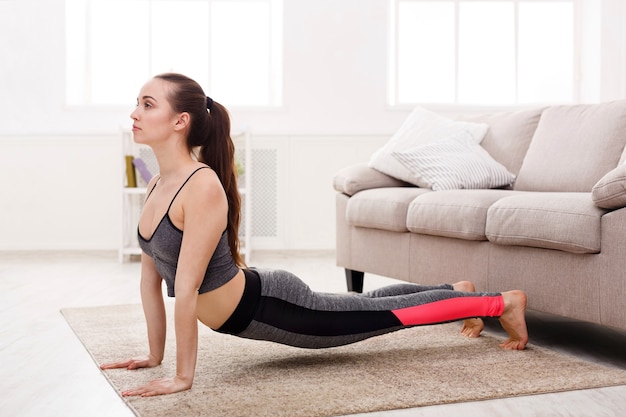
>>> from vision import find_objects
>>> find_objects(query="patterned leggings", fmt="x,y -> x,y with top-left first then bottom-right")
216,268 -> 504,349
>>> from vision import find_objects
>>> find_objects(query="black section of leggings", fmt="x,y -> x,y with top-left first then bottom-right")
215,269 -> 261,335
255,296 -> 402,336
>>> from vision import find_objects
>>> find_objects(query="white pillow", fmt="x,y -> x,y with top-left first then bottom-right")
369,106 -> 489,184
391,132 -> 516,191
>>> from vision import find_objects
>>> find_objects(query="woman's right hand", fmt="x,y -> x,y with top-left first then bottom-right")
100,355 -> 161,371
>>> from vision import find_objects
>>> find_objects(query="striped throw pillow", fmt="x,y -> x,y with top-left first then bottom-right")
369,106 -> 488,184
392,132 -> 515,191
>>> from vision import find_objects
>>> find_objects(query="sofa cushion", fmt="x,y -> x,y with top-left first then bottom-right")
591,163 -> 626,209
407,190 -> 518,240
391,132 -> 516,191
369,106 -> 488,184
486,192 -> 608,254
346,187 -> 428,232
458,107 -> 544,176
515,100 -> 626,192
334,163 -> 408,196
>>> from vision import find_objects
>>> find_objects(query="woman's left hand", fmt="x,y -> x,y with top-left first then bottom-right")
121,376 -> 192,397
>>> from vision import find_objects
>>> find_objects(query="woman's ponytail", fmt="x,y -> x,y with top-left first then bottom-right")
154,73 -> 246,268
200,101 -> 246,268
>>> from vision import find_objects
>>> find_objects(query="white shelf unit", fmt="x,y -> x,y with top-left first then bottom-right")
119,128 -> 252,264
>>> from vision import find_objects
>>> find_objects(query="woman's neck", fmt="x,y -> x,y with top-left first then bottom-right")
150,136 -> 196,180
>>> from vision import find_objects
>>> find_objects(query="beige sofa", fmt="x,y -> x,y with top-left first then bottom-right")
334,101 -> 626,332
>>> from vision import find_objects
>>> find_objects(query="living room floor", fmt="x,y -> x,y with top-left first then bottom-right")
2,250 -> 625,417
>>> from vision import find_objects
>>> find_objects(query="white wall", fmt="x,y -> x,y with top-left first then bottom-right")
1,0 -> 626,252
0,136 -> 121,250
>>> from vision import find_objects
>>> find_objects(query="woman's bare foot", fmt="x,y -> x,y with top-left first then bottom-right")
453,281 -> 485,338
460,318 -> 484,338
498,290 -> 528,350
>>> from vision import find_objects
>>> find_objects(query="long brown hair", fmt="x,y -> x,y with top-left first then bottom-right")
154,73 -> 245,267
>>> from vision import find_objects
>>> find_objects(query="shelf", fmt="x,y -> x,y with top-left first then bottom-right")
121,247 -> 142,256
123,187 -> 147,195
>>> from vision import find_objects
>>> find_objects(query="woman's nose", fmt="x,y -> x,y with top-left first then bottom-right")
130,107 -> 139,120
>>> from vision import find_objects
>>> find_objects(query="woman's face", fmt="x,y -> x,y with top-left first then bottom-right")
130,78 -> 179,145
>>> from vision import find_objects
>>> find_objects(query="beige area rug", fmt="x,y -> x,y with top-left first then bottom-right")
62,304 -> 626,417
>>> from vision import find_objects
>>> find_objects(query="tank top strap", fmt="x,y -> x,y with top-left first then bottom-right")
144,177 -> 160,202
166,166 -> 211,213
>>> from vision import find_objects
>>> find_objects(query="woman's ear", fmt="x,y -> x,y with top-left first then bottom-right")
174,112 -> 190,132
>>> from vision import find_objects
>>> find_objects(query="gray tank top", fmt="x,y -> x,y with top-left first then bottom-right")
138,166 -> 240,297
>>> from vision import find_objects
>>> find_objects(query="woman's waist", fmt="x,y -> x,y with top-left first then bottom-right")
196,269 -> 247,329
209,269 -> 261,334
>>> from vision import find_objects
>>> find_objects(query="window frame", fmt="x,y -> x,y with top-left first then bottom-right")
65,0 -> 283,109
387,0 -> 581,110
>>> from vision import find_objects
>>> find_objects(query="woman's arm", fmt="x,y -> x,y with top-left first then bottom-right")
140,252 -> 167,366
99,253 -> 165,372
170,168 -> 228,388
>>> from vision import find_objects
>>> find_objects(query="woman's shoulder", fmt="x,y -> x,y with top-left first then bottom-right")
144,174 -> 161,200
189,163 -> 220,184
183,164 -> 224,198
147,173 -> 161,188
179,164 -> 228,223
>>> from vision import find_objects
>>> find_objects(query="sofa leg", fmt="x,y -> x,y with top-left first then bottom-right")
345,269 -> 364,293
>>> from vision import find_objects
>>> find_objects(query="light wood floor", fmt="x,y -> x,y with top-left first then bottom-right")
2,250 -> 625,417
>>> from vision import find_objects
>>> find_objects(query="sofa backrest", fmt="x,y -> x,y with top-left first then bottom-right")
460,108 -> 544,176
514,100 -> 626,192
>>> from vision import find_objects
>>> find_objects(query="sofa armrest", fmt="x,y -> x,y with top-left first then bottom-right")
333,163 -> 409,196
592,163 -> 626,209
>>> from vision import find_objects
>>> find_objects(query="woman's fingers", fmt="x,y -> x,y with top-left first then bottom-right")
121,377 -> 190,397
126,359 -> 148,370
122,378 -> 166,397
100,357 -> 151,370
100,359 -> 133,370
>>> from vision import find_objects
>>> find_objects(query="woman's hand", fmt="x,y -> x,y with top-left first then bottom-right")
100,355 -> 161,371
121,376 -> 192,397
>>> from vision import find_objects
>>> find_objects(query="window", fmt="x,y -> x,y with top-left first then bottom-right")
388,0 -> 576,106
65,0 -> 282,107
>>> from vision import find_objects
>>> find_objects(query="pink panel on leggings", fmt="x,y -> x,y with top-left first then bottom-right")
392,296 -> 504,326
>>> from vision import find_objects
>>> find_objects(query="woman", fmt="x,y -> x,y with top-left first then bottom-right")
101,73 -> 528,397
